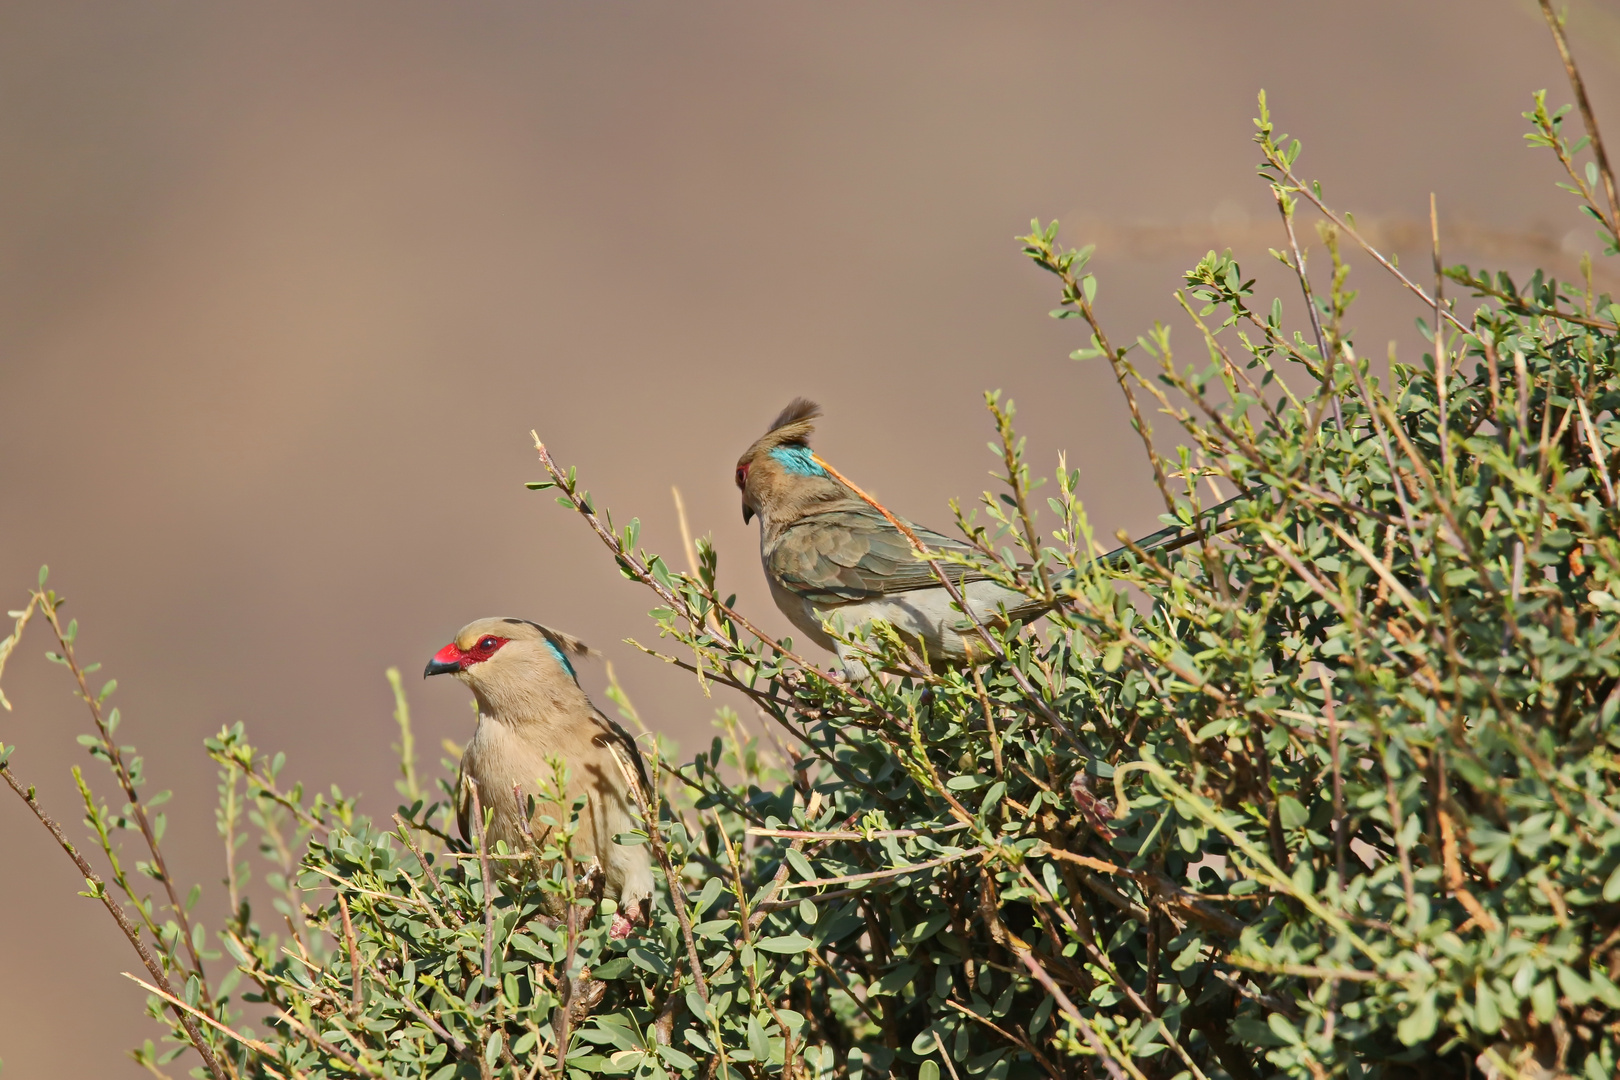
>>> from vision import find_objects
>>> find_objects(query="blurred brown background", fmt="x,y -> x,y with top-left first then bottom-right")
0,2 -> 1615,1074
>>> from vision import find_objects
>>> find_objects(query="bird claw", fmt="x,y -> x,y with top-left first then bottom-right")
610,913 -> 635,939
1069,771 -> 1117,841
836,650 -> 874,681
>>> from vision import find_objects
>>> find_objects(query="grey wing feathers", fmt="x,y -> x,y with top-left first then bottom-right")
769,506 -> 988,601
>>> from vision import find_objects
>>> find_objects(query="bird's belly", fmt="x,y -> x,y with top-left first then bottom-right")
842,592 -> 972,661
829,581 -> 1037,662
766,569 -> 839,650
463,718 -> 651,906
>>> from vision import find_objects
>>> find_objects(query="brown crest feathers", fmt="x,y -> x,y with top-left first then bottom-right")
755,397 -> 822,451
767,398 -> 821,435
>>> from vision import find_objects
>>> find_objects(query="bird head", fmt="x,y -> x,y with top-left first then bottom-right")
735,398 -> 844,525
424,617 -> 593,717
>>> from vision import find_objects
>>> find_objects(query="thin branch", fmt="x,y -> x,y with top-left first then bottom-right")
337,892 -> 364,1016
1275,186 -> 1342,429
600,747 -> 709,1002
467,779 -> 498,990
1319,671 -> 1348,896
1540,0 -> 1620,236
1431,193 -> 1452,478
780,847 -> 986,891
1016,950 -> 1137,1080
124,973 -> 278,1056
39,600 -> 215,1002
1,762 -> 230,1080
392,814 -> 462,926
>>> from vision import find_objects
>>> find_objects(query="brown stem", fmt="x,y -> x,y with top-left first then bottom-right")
467,779 -> 498,993
0,762 -> 230,1080
989,396 -> 1055,599
337,892 -> 364,1016
1275,187 -> 1342,430
392,814 -> 463,926
1540,0 -> 1620,238
1016,950 -> 1132,1080
603,745 -> 709,1002
1318,672 -> 1348,895
1430,193 -> 1452,479
40,600 -> 215,1003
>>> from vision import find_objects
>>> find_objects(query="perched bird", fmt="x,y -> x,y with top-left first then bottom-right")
424,617 -> 654,930
735,399 -> 1056,677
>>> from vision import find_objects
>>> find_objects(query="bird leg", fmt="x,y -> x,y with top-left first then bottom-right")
833,641 -> 873,681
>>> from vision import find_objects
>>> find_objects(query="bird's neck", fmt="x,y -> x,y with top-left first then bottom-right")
472,680 -> 587,729
758,483 -> 861,530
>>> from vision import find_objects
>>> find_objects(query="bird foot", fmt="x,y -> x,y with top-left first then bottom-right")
609,913 -> 635,939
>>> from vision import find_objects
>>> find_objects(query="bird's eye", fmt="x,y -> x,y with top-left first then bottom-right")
735,464 -> 749,489
479,637 -> 497,650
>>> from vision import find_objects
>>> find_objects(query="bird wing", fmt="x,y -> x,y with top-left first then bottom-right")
768,506 -> 989,602
589,706 -> 654,803
455,750 -> 473,844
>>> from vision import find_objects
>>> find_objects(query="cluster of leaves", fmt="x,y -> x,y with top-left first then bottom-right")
7,9 -> 1620,1080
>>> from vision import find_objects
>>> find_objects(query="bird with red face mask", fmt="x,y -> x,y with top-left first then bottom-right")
424,617 -> 653,935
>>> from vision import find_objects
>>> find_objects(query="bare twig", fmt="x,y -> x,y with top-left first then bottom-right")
780,847 -> 986,891
672,485 -> 702,580
1016,950 -> 1136,1080
467,779 -> 498,991
124,972 -> 278,1056
1275,187 -> 1342,429
39,599 -> 215,1003
1319,671 -> 1348,896
1,762 -> 230,1080
602,744 -> 709,1002
0,592 -> 39,711
337,892 -> 364,1016
1431,193 -> 1452,478
392,814 -> 462,926
1540,0 -> 1620,237
746,822 -> 969,841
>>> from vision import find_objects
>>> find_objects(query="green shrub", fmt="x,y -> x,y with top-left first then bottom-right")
5,10 -> 1620,1079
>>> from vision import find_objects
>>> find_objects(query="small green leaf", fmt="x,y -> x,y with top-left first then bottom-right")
1475,981 -> 1501,1035
1277,795 -> 1308,830
1397,990 -> 1437,1045
755,933 -> 815,954
746,1017 -> 770,1063
1603,861 -> 1620,902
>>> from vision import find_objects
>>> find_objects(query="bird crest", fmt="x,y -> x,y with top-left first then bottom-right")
741,398 -> 826,470
765,397 -> 821,446
500,618 -> 594,676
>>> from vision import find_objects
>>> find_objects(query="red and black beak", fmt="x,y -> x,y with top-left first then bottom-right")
423,642 -> 462,678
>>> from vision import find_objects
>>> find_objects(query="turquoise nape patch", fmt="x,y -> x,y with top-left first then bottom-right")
544,639 -> 577,677
770,444 -> 827,476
